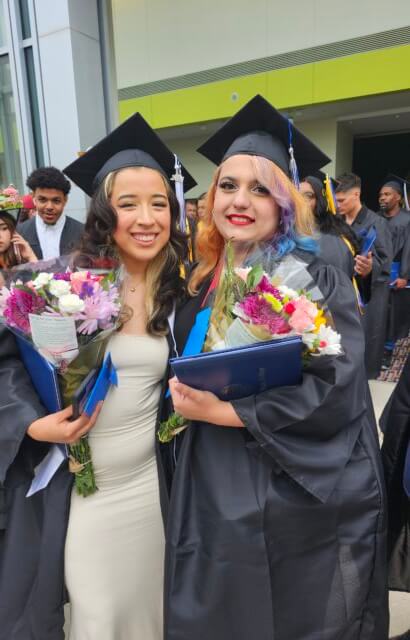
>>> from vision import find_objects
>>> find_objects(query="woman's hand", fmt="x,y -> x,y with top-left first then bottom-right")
27,402 -> 103,444
169,377 -> 244,428
11,233 -> 37,262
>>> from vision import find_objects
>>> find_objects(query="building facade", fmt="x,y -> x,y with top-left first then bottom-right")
1,0 -> 409,216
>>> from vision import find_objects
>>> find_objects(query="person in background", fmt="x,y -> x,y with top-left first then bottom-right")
335,173 -> 392,378
18,167 -> 83,260
300,175 -> 362,280
379,175 -> 410,369
0,209 -> 37,269
184,198 -> 198,261
184,198 -> 198,221
197,192 -> 207,219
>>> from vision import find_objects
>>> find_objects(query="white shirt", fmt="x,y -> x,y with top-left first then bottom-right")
35,213 -> 66,260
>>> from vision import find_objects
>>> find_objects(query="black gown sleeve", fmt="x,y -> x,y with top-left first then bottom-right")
0,326 -> 47,484
371,217 -> 393,283
232,263 -> 368,503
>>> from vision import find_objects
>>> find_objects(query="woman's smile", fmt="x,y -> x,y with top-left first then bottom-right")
226,213 -> 255,226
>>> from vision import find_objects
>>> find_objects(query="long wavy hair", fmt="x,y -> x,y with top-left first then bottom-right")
0,212 -> 18,268
190,156 -> 318,294
303,176 -> 360,253
76,168 -> 188,336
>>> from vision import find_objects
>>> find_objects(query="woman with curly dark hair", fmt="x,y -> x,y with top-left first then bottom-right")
0,113 -> 195,640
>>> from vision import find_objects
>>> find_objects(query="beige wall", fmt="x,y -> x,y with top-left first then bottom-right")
335,124 -> 354,177
163,116 -> 341,197
112,0 -> 410,89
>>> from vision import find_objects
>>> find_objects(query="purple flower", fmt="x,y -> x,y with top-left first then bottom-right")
238,294 -> 290,334
79,281 -> 95,299
4,288 -> 46,334
53,272 -> 71,281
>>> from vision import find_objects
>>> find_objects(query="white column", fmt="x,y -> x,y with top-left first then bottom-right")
33,0 -> 108,220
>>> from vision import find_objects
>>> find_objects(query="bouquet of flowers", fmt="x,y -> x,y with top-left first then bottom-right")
0,184 -> 23,211
0,260 -> 122,496
158,244 -> 342,442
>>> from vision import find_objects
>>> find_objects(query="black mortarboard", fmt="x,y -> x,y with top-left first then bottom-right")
380,174 -> 410,196
0,208 -> 20,223
197,95 -> 330,178
64,112 -> 196,196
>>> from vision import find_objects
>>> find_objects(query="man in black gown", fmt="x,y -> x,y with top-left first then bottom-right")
335,173 -> 393,378
378,175 -> 410,367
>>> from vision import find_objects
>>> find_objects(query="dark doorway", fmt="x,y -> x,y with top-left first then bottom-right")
353,131 -> 410,211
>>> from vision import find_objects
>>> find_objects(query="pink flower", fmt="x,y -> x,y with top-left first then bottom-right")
76,285 -> 120,334
293,295 -> 318,320
288,308 -> 315,333
3,186 -> 18,197
235,267 -> 251,282
3,287 -> 46,334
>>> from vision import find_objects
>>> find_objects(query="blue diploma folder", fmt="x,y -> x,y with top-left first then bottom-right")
16,336 -> 118,496
16,336 -> 62,412
359,226 -> 377,256
16,335 -> 117,416
170,336 -> 303,400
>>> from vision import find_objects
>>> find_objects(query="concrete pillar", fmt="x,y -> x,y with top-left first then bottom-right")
33,0 -> 108,220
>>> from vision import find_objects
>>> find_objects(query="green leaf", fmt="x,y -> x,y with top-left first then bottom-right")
246,264 -> 264,290
158,412 -> 189,443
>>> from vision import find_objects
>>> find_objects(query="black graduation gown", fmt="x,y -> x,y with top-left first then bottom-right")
350,207 -> 393,378
382,210 -> 410,342
318,234 -> 371,305
0,325 -> 174,640
165,251 -> 389,640
380,354 -> 410,592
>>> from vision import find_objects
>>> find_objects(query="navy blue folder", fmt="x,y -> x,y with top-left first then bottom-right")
170,336 -> 303,400
16,335 -> 62,412
16,336 -> 117,416
359,225 -> 377,256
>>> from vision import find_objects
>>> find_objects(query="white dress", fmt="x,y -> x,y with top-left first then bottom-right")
65,333 -> 168,640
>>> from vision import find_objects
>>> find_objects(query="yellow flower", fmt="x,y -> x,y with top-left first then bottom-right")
263,293 -> 283,313
313,309 -> 326,333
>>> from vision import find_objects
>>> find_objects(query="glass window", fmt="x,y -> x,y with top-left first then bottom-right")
0,55 -> 23,192
24,47 -> 44,166
19,0 -> 31,39
0,0 -> 8,48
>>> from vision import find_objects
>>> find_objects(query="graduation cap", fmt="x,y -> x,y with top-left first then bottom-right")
0,208 -> 21,224
380,174 -> 410,210
302,173 -> 338,215
64,112 -> 196,197
197,95 -> 330,183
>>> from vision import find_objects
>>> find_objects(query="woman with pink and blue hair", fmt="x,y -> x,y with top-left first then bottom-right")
163,96 -> 388,640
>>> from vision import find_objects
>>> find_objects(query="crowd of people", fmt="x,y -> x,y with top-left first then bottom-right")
0,94 -> 408,640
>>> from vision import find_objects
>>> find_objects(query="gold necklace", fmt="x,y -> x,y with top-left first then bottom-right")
127,278 -> 144,293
